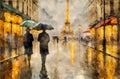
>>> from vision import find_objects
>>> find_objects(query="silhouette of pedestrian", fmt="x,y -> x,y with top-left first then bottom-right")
38,29 -> 50,66
53,36 -> 59,45
63,36 -> 67,45
14,33 -> 18,54
56,37 -> 59,44
6,32 -> 12,57
0,34 -> 4,60
110,33 -> 114,45
23,27 -> 34,68
14,33 -> 18,48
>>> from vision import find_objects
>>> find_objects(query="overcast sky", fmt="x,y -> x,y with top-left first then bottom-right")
38,0 -> 89,35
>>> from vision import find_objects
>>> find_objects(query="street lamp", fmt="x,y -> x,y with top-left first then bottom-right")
78,25 -> 82,42
117,0 -> 120,73
103,0 -> 106,78
78,25 -> 81,29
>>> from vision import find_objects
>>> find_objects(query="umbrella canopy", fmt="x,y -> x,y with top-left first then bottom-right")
20,20 -> 36,27
33,23 -> 54,30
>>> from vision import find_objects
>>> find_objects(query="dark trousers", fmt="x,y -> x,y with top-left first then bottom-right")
25,47 -> 33,67
41,54 -> 47,65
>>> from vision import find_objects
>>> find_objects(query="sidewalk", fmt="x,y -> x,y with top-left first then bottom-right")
0,46 -> 24,63
30,40 -> 93,79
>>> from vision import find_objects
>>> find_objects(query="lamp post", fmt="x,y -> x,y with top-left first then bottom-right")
103,0 -> 106,78
78,25 -> 82,43
117,0 -> 120,74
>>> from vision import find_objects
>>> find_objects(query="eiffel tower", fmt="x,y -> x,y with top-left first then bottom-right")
59,0 -> 75,38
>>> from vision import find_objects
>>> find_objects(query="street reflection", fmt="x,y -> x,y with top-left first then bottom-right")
12,59 -> 22,79
0,39 -> 91,79
0,55 -> 33,79
87,43 -> 118,79
67,40 -> 77,64
39,65 -> 49,79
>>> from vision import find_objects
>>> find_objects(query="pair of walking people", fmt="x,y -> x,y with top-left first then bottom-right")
23,27 -> 50,67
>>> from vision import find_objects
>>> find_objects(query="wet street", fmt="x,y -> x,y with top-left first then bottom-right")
1,0 -> 120,79
0,39 -> 93,79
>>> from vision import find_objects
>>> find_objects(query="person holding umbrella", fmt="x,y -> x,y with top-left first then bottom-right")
33,23 -> 53,67
38,29 -> 50,66
34,23 -> 53,78
38,29 -> 50,79
23,27 -> 34,68
21,20 -> 36,68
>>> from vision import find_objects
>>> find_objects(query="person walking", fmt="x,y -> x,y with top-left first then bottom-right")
6,32 -> 12,57
14,33 -> 18,54
23,27 -> 34,68
38,29 -> 50,67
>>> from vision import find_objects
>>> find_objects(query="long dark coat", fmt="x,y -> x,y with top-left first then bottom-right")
23,32 -> 34,55
38,31 -> 50,55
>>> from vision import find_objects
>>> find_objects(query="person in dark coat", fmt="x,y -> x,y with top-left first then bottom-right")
23,27 -> 34,67
14,33 -> 18,54
110,33 -> 114,45
14,33 -> 18,48
38,29 -> 50,66
6,32 -> 12,56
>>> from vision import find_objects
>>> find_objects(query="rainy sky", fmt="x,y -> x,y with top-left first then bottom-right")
38,0 -> 89,35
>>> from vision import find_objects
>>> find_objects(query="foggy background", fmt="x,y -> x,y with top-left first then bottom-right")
38,0 -> 89,35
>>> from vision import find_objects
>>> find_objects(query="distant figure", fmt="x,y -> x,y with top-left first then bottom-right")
14,33 -> 18,49
38,29 -> 50,66
6,32 -> 12,56
85,36 -> 91,45
81,37 -> 83,42
23,27 -> 34,67
0,34 -> 4,60
63,36 -> 67,45
56,37 -> 59,44
53,36 -> 59,44
110,33 -> 114,45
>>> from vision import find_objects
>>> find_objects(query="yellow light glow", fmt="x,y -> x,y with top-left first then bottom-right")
4,22 -> 11,33
0,20 -> 4,46
78,25 -> 81,29
68,41 -> 76,64
96,26 -> 103,44
105,25 -> 112,43
4,12 -> 11,22
11,15 -> 18,24
111,17 -> 117,24
89,22 -> 118,79
17,16 -> 23,24
31,30 -> 39,33
87,47 -> 93,65
112,25 -> 117,42
12,60 -> 21,79
12,23 -> 17,35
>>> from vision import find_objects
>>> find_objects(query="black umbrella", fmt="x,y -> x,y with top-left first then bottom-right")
33,23 -> 54,30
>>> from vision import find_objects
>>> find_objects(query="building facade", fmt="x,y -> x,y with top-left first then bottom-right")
1,0 -> 39,21
87,0 -> 120,78
88,0 -> 119,24
0,0 -> 39,60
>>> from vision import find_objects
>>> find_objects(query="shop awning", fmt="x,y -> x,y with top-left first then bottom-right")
89,20 -> 99,29
0,2 -> 30,20
88,16 -> 117,29
94,18 -> 112,28
83,29 -> 90,33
